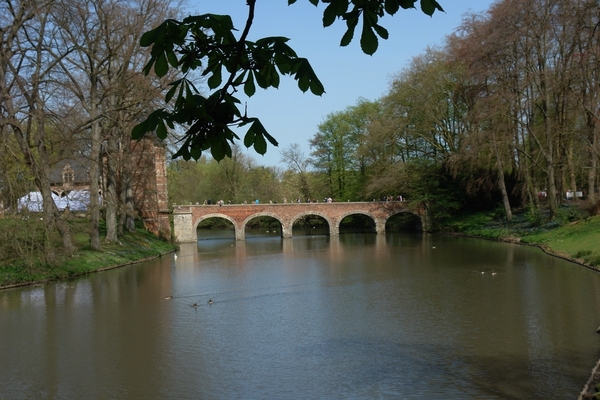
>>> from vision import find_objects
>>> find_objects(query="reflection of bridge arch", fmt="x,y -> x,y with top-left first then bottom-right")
172,202 -> 429,242
240,212 -> 285,241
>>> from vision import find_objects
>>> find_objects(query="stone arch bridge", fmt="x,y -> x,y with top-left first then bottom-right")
173,201 -> 429,243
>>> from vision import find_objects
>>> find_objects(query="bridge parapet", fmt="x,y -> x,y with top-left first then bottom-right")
172,201 -> 427,243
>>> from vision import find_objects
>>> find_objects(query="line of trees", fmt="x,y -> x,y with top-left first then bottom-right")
304,0 -> 600,225
0,0 -> 178,260
168,0 -> 599,229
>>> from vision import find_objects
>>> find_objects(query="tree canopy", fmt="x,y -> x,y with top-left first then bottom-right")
132,0 -> 444,161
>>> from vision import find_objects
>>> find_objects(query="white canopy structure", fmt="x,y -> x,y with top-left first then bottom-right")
17,190 -> 97,212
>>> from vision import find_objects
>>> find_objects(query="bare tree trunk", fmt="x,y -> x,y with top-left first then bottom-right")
492,132 -> 512,221
119,142 -> 136,233
35,133 -> 75,258
88,118 -> 102,251
120,173 -> 136,233
542,76 -> 559,215
589,124 -> 598,203
104,134 -> 118,242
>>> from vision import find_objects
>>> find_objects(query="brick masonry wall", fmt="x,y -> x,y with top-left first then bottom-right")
173,202 -> 426,242
130,138 -> 172,240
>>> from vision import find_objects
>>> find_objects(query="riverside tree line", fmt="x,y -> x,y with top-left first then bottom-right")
169,0 -> 600,228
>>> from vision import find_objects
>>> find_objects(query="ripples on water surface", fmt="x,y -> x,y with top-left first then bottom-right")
2,232 -> 600,399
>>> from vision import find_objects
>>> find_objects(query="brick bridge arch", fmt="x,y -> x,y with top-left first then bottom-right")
173,201 -> 428,242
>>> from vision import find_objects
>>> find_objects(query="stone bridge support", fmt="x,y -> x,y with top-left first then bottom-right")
173,210 -> 196,243
375,218 -> 386,235
281,221 -> 293,239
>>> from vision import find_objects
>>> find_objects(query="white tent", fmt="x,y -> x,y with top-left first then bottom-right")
17,190 -> 96,212
65,190 -> 93,211
17,191 -> 52,212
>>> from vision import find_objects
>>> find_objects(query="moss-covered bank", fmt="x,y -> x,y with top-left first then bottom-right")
0,216 -> 176,289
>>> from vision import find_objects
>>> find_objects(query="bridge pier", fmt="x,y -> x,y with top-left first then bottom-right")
173,208 -> 196,243
281,222 -> 293,238
235,226 -> 245,241
330,223 -> 339,236
375,218 -> 386,235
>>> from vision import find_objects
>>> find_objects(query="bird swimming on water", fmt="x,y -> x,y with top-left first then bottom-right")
208,299 -> 214,305
165,295 -> 173,300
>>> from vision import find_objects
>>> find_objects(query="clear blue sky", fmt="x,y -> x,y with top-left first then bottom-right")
188,0 -> 496,167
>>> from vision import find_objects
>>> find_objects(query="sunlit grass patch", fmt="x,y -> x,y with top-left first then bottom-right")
521,215 -> 600,267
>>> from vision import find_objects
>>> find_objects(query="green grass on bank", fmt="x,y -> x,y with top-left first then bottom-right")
0,215 -> 175,288
444,205 -> 600,268
519,216 -> 600,267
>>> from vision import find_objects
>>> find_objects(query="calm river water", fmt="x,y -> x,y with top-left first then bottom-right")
2,231 -> 600,399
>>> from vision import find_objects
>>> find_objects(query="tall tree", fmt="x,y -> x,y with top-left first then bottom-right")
53,0 -> 177,246
53,0 -> 110,250
0,0 -> 75,258
280,143 -> 313,201
310,112 -> 354,200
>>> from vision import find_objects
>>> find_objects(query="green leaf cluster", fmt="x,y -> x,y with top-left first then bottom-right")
133,0 -> 444,161
133,12 -> 326,161
290,0 -> 444,55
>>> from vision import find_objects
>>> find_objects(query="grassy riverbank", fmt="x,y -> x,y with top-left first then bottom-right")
443,204 -> 600,270
0,216 -> 176,288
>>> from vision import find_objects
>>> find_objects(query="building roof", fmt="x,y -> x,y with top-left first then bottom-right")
49,158 -> 89,185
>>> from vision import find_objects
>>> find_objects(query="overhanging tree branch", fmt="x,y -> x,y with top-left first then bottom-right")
133,0 -> 444,161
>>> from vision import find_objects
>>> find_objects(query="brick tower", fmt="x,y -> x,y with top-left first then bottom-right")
130,137 -> 171,240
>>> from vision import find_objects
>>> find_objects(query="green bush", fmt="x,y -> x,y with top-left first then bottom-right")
585,255 -> 600,267
575,250 -> 593,258
525,207 -> 543,226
